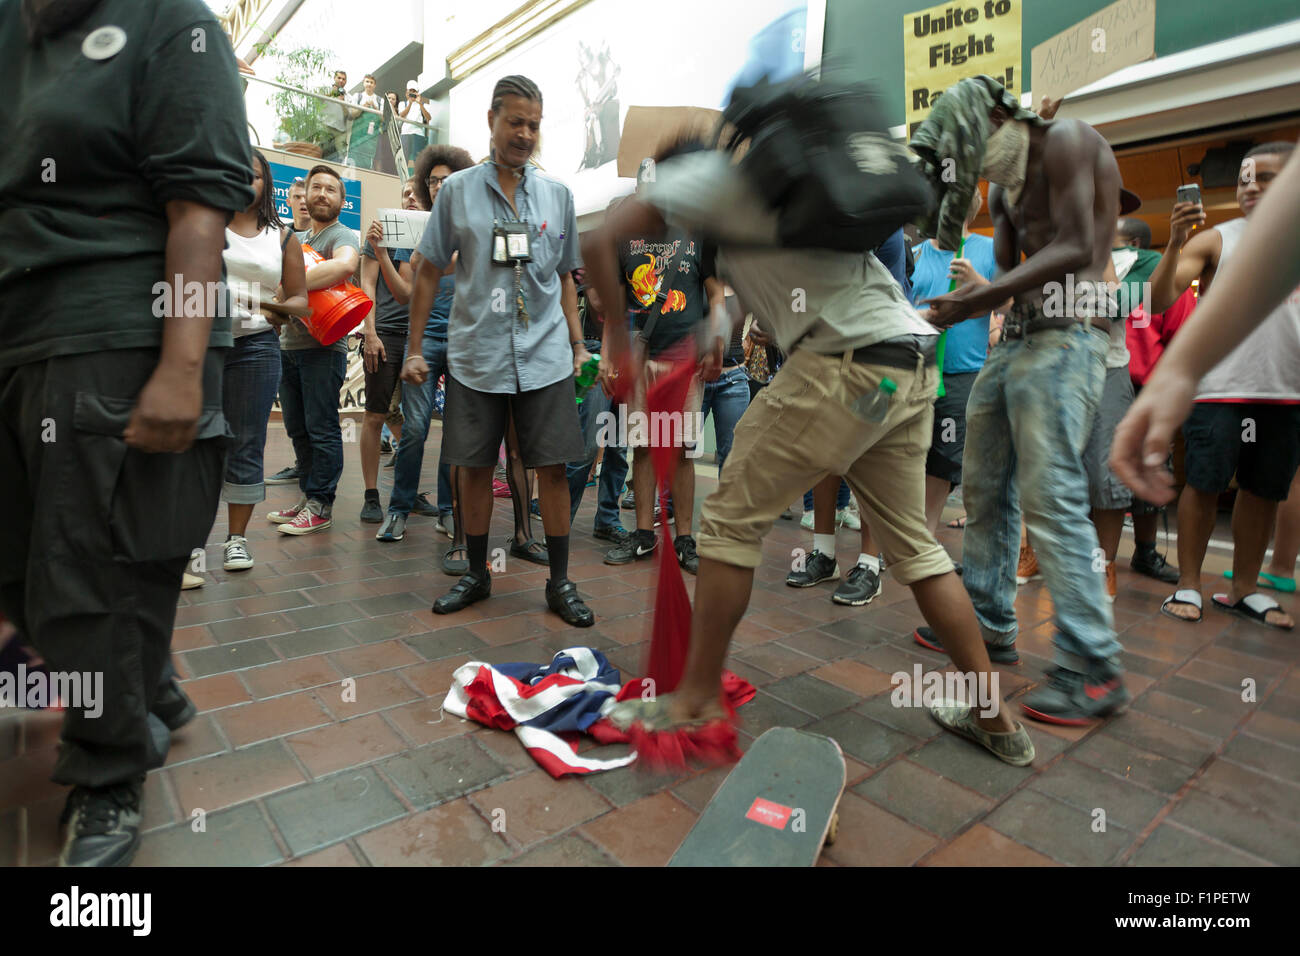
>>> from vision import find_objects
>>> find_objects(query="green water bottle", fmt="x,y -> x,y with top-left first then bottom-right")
575,356 -> 601,405
852,377 -> 897,424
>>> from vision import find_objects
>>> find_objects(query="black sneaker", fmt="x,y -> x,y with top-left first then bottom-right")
605,528 -> 656,565
621,490 -> 636,510
379,437 -> 393,455
786,550 -> 839,587
411,493 -> 438,517
59,777 -> 144,867
832,562 -> 882,606
433,569 -> 491,614
1020,664 -> 1130,726
546,578 -> 595,627
360,496 -> 384,524
913,626 -> 1021,664
152,678 -> 197,731
674,535 -> 699,574
1131,546 -> 1179,584
265,464 -> 300,485
593,524 -> 629,545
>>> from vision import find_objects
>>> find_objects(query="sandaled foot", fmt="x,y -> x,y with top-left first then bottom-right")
1160,589 -> 1202,623
511,537 -> 549,566
606,693 -> 728,732
947,514 -> 967,529
1212,592 -> 1295,631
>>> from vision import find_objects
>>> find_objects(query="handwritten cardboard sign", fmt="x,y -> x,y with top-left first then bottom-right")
617,106 -> 723,179
1031,0 -> 1155,105
374,208 -> 431,249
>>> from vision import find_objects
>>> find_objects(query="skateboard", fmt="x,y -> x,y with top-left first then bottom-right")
669,727 -> 846,867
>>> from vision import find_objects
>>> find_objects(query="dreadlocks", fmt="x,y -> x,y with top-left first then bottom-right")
252,150 -> 283,232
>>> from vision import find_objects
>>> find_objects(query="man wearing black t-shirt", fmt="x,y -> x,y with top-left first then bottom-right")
601,224 -> 725,573
0,0 -> 254,866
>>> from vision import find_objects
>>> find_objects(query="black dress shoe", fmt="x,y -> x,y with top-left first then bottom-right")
433,569 -> 490,614
546,578 -> 594,627
1131,547 -> 1179,584
59,777 -> 144,867
152,678 -> 197,731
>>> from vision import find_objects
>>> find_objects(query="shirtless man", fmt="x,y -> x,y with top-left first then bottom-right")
919,76 -> 1129,725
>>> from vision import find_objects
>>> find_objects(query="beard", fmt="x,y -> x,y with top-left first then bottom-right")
309,199 -> 341,223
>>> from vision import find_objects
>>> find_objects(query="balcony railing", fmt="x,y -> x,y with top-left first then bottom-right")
241,74 -> 442,177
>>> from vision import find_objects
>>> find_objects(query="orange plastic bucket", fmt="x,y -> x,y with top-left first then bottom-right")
300,244 -> 372,346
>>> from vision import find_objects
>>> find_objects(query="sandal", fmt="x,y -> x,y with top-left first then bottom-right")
441,545 -> 469,577
1160,589 -> 1202,623
947,515 -> 967,530
1224,570 -> 1298,593
510,537 -> 549,566
1211,592 -> 1294,631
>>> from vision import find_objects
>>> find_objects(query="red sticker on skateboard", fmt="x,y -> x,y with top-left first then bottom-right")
745,797 -> 794,830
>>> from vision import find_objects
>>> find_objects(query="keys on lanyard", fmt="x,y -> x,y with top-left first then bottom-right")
514,261 -> 528,329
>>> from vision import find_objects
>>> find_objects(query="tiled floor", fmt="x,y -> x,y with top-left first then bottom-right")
2,419 -> 1298,866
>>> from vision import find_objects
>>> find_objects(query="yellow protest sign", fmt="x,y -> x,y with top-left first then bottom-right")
904,0 -> 1022,137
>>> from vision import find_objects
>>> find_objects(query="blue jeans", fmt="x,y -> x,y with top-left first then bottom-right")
222,330 -> 281,504
389,336 -> 450,516
961,324 -> 1120,671
566,340 -> 628,528
700,365 -> 751,474
279,347 -> 346,506
804,479 -> 851,512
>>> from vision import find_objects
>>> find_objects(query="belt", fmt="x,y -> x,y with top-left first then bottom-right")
850,335 -> 939,370
1003,304 -> 1111,340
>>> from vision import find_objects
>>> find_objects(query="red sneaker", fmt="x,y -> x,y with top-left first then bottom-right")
277,501 -> 331,535
492,478 -> 511,498
267,495 -> 306,525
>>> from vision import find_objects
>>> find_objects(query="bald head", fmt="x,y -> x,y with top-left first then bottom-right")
1116,218 -> 1151,249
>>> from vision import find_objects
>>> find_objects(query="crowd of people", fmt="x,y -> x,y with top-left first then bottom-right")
2,0 -> 1297,868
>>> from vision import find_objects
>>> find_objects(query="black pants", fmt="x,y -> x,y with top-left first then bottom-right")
0,348 -> 228,787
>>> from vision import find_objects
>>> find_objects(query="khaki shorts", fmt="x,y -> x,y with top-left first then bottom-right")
697,347 -> 953,585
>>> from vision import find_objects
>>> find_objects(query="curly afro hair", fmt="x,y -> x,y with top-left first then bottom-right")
413,144 -> 475,209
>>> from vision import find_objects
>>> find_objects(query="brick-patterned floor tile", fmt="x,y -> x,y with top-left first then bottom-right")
288,713 -> 406,778
169,740 -> 307,814
503,834 -> 617,866
811,659 -> 897,698
985,789 -> 1136,866
243,656 -> 346,700
134,802 -> 284,867
215,692 -> 333,748
321,671 -> 420,721
356,799 -> 509,866
182,673 -> 252,713
264,767 -> 407,857
282,842 -> 362,866
1167,789 -> 1300,866
921,823 -> 1062,866
820,792 -> 937,866
468,771 -> 611,848
1129,823 -> 1269,867
805,711 -> 920,767
853,760 -> 992,837
580,792 -> 696,866
380,735 -> 510,810
1070,733 -> 1199,795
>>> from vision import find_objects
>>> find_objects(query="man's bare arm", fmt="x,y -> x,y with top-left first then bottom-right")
1148,224 -> 1216,314
304,245 -> 359,291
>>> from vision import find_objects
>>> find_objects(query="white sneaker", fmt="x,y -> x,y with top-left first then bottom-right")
223,535 -> 254,571
800,511 -> 814,530
268,494 -> 307,524
836,506 -> 861,531
181,572 -> 204,590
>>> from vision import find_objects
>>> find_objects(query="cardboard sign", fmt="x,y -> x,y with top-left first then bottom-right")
374,208 -> 431,249
1031,0 -> 1155,105
903,0 -> 1022,139
745,797 -> 794,830
617,106 -> 723,179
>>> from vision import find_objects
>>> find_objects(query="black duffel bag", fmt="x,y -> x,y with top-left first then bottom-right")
720,73 -> 934,252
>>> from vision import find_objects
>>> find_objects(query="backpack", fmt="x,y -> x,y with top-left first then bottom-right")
720,74 -> 934,253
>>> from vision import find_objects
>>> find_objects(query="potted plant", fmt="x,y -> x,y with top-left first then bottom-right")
255,42 -> 339,158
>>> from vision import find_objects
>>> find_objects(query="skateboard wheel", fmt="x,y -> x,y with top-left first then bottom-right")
826,812 -> 839,846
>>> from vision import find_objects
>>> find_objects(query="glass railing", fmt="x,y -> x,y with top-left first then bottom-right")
241,74 -> 442,176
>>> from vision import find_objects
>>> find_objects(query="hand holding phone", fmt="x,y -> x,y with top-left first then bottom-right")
1170,183 -> 1206,247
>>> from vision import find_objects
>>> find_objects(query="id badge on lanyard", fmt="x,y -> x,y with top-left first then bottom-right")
492,218 -> 532,327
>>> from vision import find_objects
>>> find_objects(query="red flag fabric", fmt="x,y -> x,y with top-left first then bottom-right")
641,340 -> 699,693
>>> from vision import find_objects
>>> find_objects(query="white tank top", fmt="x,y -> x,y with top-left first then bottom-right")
1196,217 -> 1300,401
223,225 -> 284,338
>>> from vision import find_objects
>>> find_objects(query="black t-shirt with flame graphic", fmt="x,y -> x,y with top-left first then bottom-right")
618,229 -> 715,358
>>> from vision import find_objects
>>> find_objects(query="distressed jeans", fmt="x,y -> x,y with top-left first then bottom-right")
960,323 -> 1121,672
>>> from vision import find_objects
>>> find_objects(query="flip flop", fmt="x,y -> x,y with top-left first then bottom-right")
1224,570 -> 1298,593
1211,592 -> 1295,631
947,515 -> 967,529
1160,589 -> 1202,623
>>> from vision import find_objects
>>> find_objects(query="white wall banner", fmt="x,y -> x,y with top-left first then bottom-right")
447,0 -> 816,216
